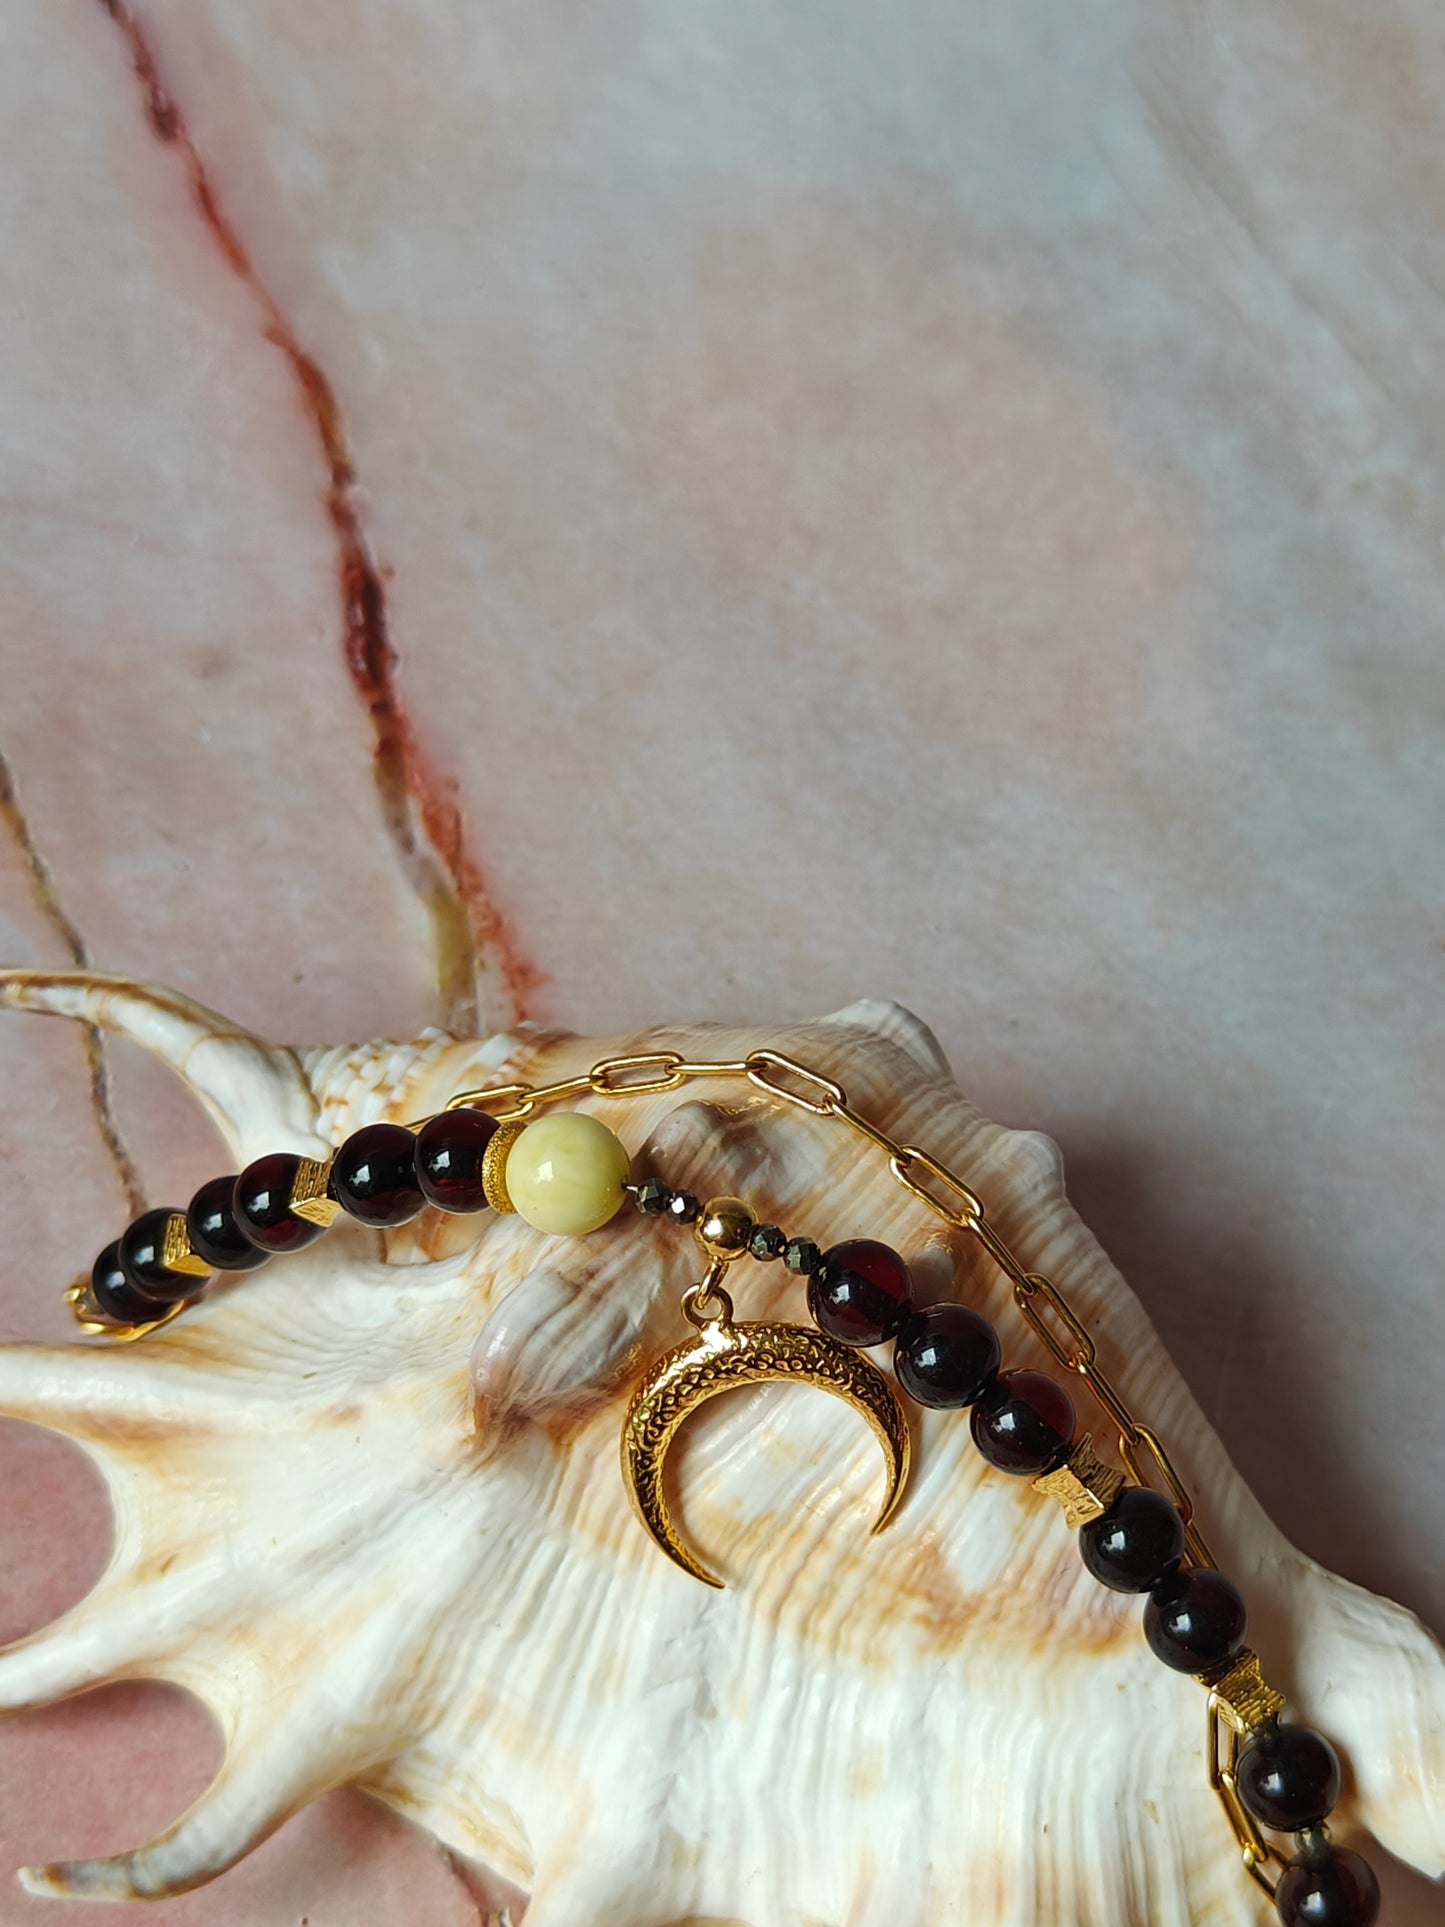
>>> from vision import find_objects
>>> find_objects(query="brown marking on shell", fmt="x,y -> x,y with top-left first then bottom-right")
0,971 -> 255,1043
127,1545 -> 190,1592
412,1204 -> 466,1262
891,1529 -> 985,1651
536,1377 -> 637,1451
657,1918 -> 754,1927
68,1406 -> 216,1448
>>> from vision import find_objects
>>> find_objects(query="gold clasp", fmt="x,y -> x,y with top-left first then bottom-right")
64,1279 -> 187,1343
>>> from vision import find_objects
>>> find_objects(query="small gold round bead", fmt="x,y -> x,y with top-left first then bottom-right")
695,1196 -> 755,1264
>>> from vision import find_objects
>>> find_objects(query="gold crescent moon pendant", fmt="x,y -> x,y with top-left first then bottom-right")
621,1289 -> 912,1588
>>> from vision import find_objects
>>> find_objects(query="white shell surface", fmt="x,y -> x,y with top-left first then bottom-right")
0,971 -> 1439,1926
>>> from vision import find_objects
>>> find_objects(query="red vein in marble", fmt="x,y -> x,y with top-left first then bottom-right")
96,0 -> 542,1033
0,749 -> 147,1217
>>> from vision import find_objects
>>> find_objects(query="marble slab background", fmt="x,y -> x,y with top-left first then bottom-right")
0,1 -> 1442,1920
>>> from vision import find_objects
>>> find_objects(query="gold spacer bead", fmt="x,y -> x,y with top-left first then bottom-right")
1203,1649 -> 1286,1736
290,1156 -> 342,1228
1032,1434 -> 1127,1528
161,1212 -> 212,1278
482,1123 -> 525,1214
694,1196 -> 755,1265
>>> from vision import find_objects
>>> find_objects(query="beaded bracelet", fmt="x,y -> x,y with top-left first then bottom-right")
68,1047 -> 1380,1927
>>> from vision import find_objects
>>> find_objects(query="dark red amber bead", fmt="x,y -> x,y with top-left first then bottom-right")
333,1123 -> 424,1226
969,1369 -> 1076,1475
91,1240 -> 168,1324
233,1153 -> 326,1255
1238,1723 -> 1342,1832
1274,1838 -> 1380,1927
1079,1487 -> 1186,1594
1143,1566 -> 1248,1674
119,1206 -> 195,1303
809,1240 -> 914,1347
415,1109 -> 498,1213
187,1174 -> 268,1271
894,1303 -> 1000,1406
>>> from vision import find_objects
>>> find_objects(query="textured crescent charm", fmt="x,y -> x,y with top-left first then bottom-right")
621,1295 -> 912,1588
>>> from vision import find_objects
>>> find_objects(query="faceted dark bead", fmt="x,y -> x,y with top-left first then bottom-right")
187,1174 -> 269,1271
91,1240 -> 169,1324
784,1237 -> 822,1276
665,1191 -> 699,1225
749,1223 -> 787,1261
895,1303 -> 1000,1406
233,1153 -> 326,1255
415,1109 -> 499,1214
809,1240 -> 914,1347
969,1369 -> 1076,1475
1238,1723 -> 1342,1833
119,1206 -> 195,1303
1079,1486 -> 1186,1594
632,1179 -> 671,1217
332,1123 -> 425,1227
1143,1566 -> 1248,1674
1274,1839 -> 1380,1927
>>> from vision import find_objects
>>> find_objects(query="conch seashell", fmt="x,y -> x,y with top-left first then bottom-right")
0,968 -> 1441,1925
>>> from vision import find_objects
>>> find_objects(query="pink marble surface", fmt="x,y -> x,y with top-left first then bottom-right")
1,1 -> 1442,1920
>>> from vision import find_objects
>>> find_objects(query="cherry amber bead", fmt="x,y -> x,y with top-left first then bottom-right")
187,1174 -> 268,1271
119,1206 -> 194,1303
1238,1723 -> 1342,1832
415,1110 -> 499,1213
894,1303 -> 1000,1407
969,1369 -> 1075,1475
91,1240 -> 168,1324
233,1153 -> 326,1254
810,1240 -> 914,1347
1143,1566 -> 1248,1674
1079,1487 -> 1185,1594
1274,1838 -> 1380,1927
333,1123 -> 424,1226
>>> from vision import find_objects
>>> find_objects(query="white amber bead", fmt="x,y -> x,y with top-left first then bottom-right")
504,1113 -> 631,1236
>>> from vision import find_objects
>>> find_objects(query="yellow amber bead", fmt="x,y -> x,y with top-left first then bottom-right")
504,1113 -> 631,1236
